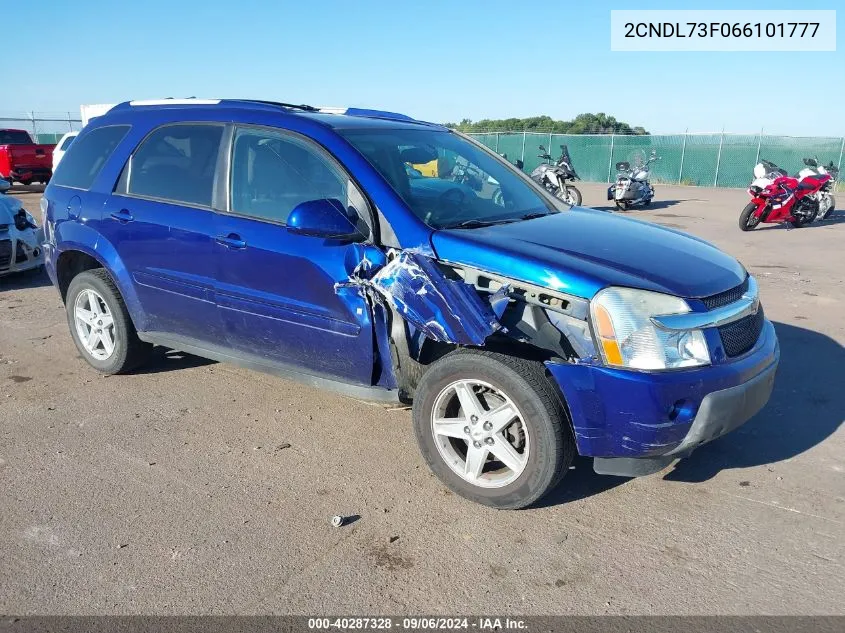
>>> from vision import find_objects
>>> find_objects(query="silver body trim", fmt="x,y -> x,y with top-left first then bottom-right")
652,277 -> 759,331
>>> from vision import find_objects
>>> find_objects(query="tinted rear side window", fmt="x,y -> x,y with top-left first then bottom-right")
0,130 -> 32,144
51,125 -> 130,190
125,124 -> 223,207
59,134 -> 76,151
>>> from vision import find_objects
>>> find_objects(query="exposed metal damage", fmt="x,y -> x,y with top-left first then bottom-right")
0,195 -> 45,277
336,248 -> 599,399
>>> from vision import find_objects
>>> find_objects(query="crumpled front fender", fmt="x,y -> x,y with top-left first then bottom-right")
337,250 -> 501,346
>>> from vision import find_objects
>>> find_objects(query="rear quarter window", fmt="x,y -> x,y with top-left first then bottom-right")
51,125 -> 131,190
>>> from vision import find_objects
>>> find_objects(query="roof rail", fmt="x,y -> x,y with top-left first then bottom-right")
238,99 -> 319,112
119,98 -> 421,124
129,99 -> 221,106
317,106 -> 416,123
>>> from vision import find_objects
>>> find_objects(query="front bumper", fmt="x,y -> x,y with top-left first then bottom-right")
0,227 -> 45,276
545,319 -> 779,473
9,168 -> 52,184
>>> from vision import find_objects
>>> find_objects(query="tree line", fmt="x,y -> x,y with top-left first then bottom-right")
444,113 -> 648,135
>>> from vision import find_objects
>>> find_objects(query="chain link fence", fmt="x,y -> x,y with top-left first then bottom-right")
469,131 -> 845,190
2,114 -> 842,190
0,112 -> 83,144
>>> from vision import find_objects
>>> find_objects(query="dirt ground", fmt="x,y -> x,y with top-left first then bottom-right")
1,183 -> 842,615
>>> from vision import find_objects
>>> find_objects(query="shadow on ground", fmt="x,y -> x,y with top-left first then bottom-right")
665,321 -> 843,482
6,184 -> 46,195
130,348 -> 216,375
753,209 -> 845,230
589,199 -> 688,213
0,266 -> 52,291
535,456 -> 629,508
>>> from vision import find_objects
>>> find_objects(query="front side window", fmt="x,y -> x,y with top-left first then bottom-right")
51,125 -> 130,190
125,124 -> 223,207
229,127 -> 359,227
339,128 -> 557,229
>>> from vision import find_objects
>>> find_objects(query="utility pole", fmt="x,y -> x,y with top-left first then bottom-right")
714,127 -> 725,187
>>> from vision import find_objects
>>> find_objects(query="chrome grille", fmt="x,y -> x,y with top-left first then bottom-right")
718,307 -> 765,357
0,239 -> 12,269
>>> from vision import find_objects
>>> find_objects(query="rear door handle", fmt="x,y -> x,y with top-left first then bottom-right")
110,209 -> 134,223
216,233 -> 247,249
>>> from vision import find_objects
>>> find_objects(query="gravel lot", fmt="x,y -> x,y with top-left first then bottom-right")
1,183 -> 843,615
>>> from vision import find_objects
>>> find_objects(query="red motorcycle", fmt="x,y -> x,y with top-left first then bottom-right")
739,159 -> 834,231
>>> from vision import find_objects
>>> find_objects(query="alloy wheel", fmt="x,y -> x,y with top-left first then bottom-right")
430,379 -> 530,488
74,289 -> 116,361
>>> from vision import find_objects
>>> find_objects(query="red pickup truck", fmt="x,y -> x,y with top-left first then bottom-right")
0,129 -> 55,185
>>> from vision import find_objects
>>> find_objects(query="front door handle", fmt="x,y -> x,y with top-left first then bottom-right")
110,209 -> 134,223
216,233 -> 247,249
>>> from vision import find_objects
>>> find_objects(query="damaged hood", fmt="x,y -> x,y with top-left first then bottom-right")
431,207 -> 746,300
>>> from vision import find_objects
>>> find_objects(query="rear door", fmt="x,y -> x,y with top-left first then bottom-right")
100,123 -> 225,343
214,124 -> 376,385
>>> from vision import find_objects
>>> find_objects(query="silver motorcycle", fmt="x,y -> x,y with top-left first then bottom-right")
607,150 -> 659,210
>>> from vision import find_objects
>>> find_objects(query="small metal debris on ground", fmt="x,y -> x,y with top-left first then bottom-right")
331,515 -> 345,528
275,443 -> 292,451
389,536 -> 399,543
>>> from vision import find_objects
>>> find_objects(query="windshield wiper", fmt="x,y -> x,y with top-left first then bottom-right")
519,211 -> 552,221
445,218 -> 521,229
444,212 -> 553,229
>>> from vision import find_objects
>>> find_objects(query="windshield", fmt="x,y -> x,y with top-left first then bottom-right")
339,128 -> 557,229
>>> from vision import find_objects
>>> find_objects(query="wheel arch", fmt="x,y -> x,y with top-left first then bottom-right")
54,240 -> 148,331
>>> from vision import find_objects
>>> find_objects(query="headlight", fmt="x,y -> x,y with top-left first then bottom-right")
591,287 -> 710,370
14,210 -> 38,230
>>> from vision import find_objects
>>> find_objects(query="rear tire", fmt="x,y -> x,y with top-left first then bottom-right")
821,195 -> 835,220
739,203 -> 762,231
66,269 -> 151,374
413,349 -> 575,510
789,214 -> 813,228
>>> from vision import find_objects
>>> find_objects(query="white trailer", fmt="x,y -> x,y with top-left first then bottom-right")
80,104 -> 117,127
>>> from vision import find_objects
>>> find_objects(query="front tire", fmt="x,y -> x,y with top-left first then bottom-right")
615,199 -> 628,211
739,203 -> 762,231
66,269 -> 151,374
413,349 -> 575,510
562,186 -> 582,206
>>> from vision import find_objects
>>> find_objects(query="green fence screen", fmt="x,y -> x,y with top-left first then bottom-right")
469,132 -> 845,189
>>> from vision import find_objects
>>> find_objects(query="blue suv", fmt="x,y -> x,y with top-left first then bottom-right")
43,99 -> 779,509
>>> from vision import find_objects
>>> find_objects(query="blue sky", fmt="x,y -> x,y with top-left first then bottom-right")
5,0 -> 842,135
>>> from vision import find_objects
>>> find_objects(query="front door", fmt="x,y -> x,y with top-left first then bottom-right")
214,125 -> 376,385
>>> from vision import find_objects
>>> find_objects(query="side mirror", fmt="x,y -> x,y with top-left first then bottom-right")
538,145 -> 547,152
287,198 -> 363,241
